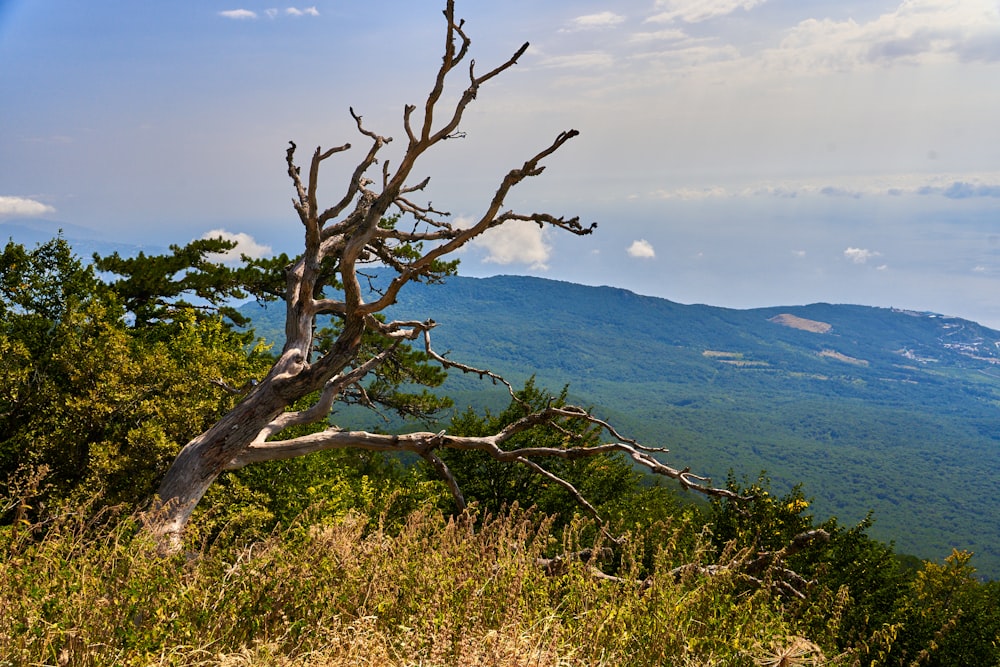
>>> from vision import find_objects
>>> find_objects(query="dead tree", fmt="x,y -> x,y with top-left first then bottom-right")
149,1 -> 738,550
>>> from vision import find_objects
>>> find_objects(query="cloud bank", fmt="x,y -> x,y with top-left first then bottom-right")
652,175 -> 1000,202
920,182 -> 1000,199
772,0 -> 1000,73
542,0 -> 1000,93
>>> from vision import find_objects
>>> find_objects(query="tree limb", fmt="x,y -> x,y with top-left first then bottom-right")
150,1 -> 735,551
669,529 -> 831,599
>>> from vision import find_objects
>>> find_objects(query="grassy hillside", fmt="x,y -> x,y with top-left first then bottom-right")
242,272 -> 1000,577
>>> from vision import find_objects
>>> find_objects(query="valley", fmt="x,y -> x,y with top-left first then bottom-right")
243,272 -> 1000,577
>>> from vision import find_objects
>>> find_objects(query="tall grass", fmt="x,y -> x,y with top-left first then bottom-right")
1,504 -> 840,666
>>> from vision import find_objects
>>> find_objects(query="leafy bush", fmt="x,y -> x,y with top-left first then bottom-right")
441,379 -> 644,521
0,238 -> 274,516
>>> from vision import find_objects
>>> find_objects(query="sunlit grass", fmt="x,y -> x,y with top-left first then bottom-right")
0,504 -> 841,666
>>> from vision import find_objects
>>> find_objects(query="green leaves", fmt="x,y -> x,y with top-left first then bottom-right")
0,237 -> 274,513
441,379 -> 640,520
316,318 -> 453,422
92,235 -> 289,328
0,235 -> 96,323
0,232 -> 462,527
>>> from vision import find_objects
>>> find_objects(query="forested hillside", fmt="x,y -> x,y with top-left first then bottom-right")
4,234 -> 1000,664
243,271 -> 1000,578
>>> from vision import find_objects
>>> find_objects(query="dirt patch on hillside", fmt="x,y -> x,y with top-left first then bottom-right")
702,350 -> 769,367
818,349 -> 869,366
768,314 -> 832,334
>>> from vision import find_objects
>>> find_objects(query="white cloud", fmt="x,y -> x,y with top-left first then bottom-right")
621,0 -> 1000,89
844,247 -> 882,264
647,0 -> 768,24
627,239 -> 656,259
451,215 -> 475,230
566,12 -> 625,31
223,7 -> 318,20
201,229 -> 272,263
286,7 -> 319,17
769,0 -> 1000,74
0,196 -> 55,218
219,9 -> 257,19
629,28 -> 689,44
472,221 -> 551,270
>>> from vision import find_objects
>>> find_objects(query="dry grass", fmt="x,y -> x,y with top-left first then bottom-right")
0,505 -> 839,666
816,350 -> 869,367
767,315 -> 832,335
753,636 -> 825,667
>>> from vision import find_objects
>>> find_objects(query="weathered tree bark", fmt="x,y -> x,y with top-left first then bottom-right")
148,1 -> 739,550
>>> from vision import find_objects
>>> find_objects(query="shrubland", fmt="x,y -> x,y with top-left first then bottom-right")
4,435 -> 1000,665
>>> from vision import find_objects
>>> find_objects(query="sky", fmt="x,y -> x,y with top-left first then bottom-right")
3,0 -> 1000,327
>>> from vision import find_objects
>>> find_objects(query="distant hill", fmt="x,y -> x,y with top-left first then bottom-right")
22,226 -> 998,573
0,218 -> 162,258
243,273 -> 1000,578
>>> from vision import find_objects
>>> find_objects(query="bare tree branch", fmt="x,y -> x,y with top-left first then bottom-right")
148,1 -> 736,551
420,448 -> 467,511
209,378 -> 258,396
253,342 -> 401,444
669,529 -> 831,599
225,419 -> 743,508
513,455 -> 604,525
317,111 -> 387,228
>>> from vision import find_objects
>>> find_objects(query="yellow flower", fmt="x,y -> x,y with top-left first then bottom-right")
786,498 -> 809,513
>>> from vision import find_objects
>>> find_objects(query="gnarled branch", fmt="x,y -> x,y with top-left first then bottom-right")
150,1 -> 732,551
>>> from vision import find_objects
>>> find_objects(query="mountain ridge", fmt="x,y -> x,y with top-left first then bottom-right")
243,271 -> 1000,577
5,222 -> 996,576
0,218 -> 163,258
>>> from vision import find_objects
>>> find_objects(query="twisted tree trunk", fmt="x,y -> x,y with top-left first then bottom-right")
148,1 -> 737,551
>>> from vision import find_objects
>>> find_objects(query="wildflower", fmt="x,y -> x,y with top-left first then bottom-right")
785,498 -> 809,513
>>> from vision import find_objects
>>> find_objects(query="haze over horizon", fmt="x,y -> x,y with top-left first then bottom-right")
3,1 -> 1000,328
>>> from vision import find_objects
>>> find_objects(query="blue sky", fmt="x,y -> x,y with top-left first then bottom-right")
3,1 -> 1000,327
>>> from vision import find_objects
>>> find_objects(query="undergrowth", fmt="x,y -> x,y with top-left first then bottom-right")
0,504 -> 841,666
